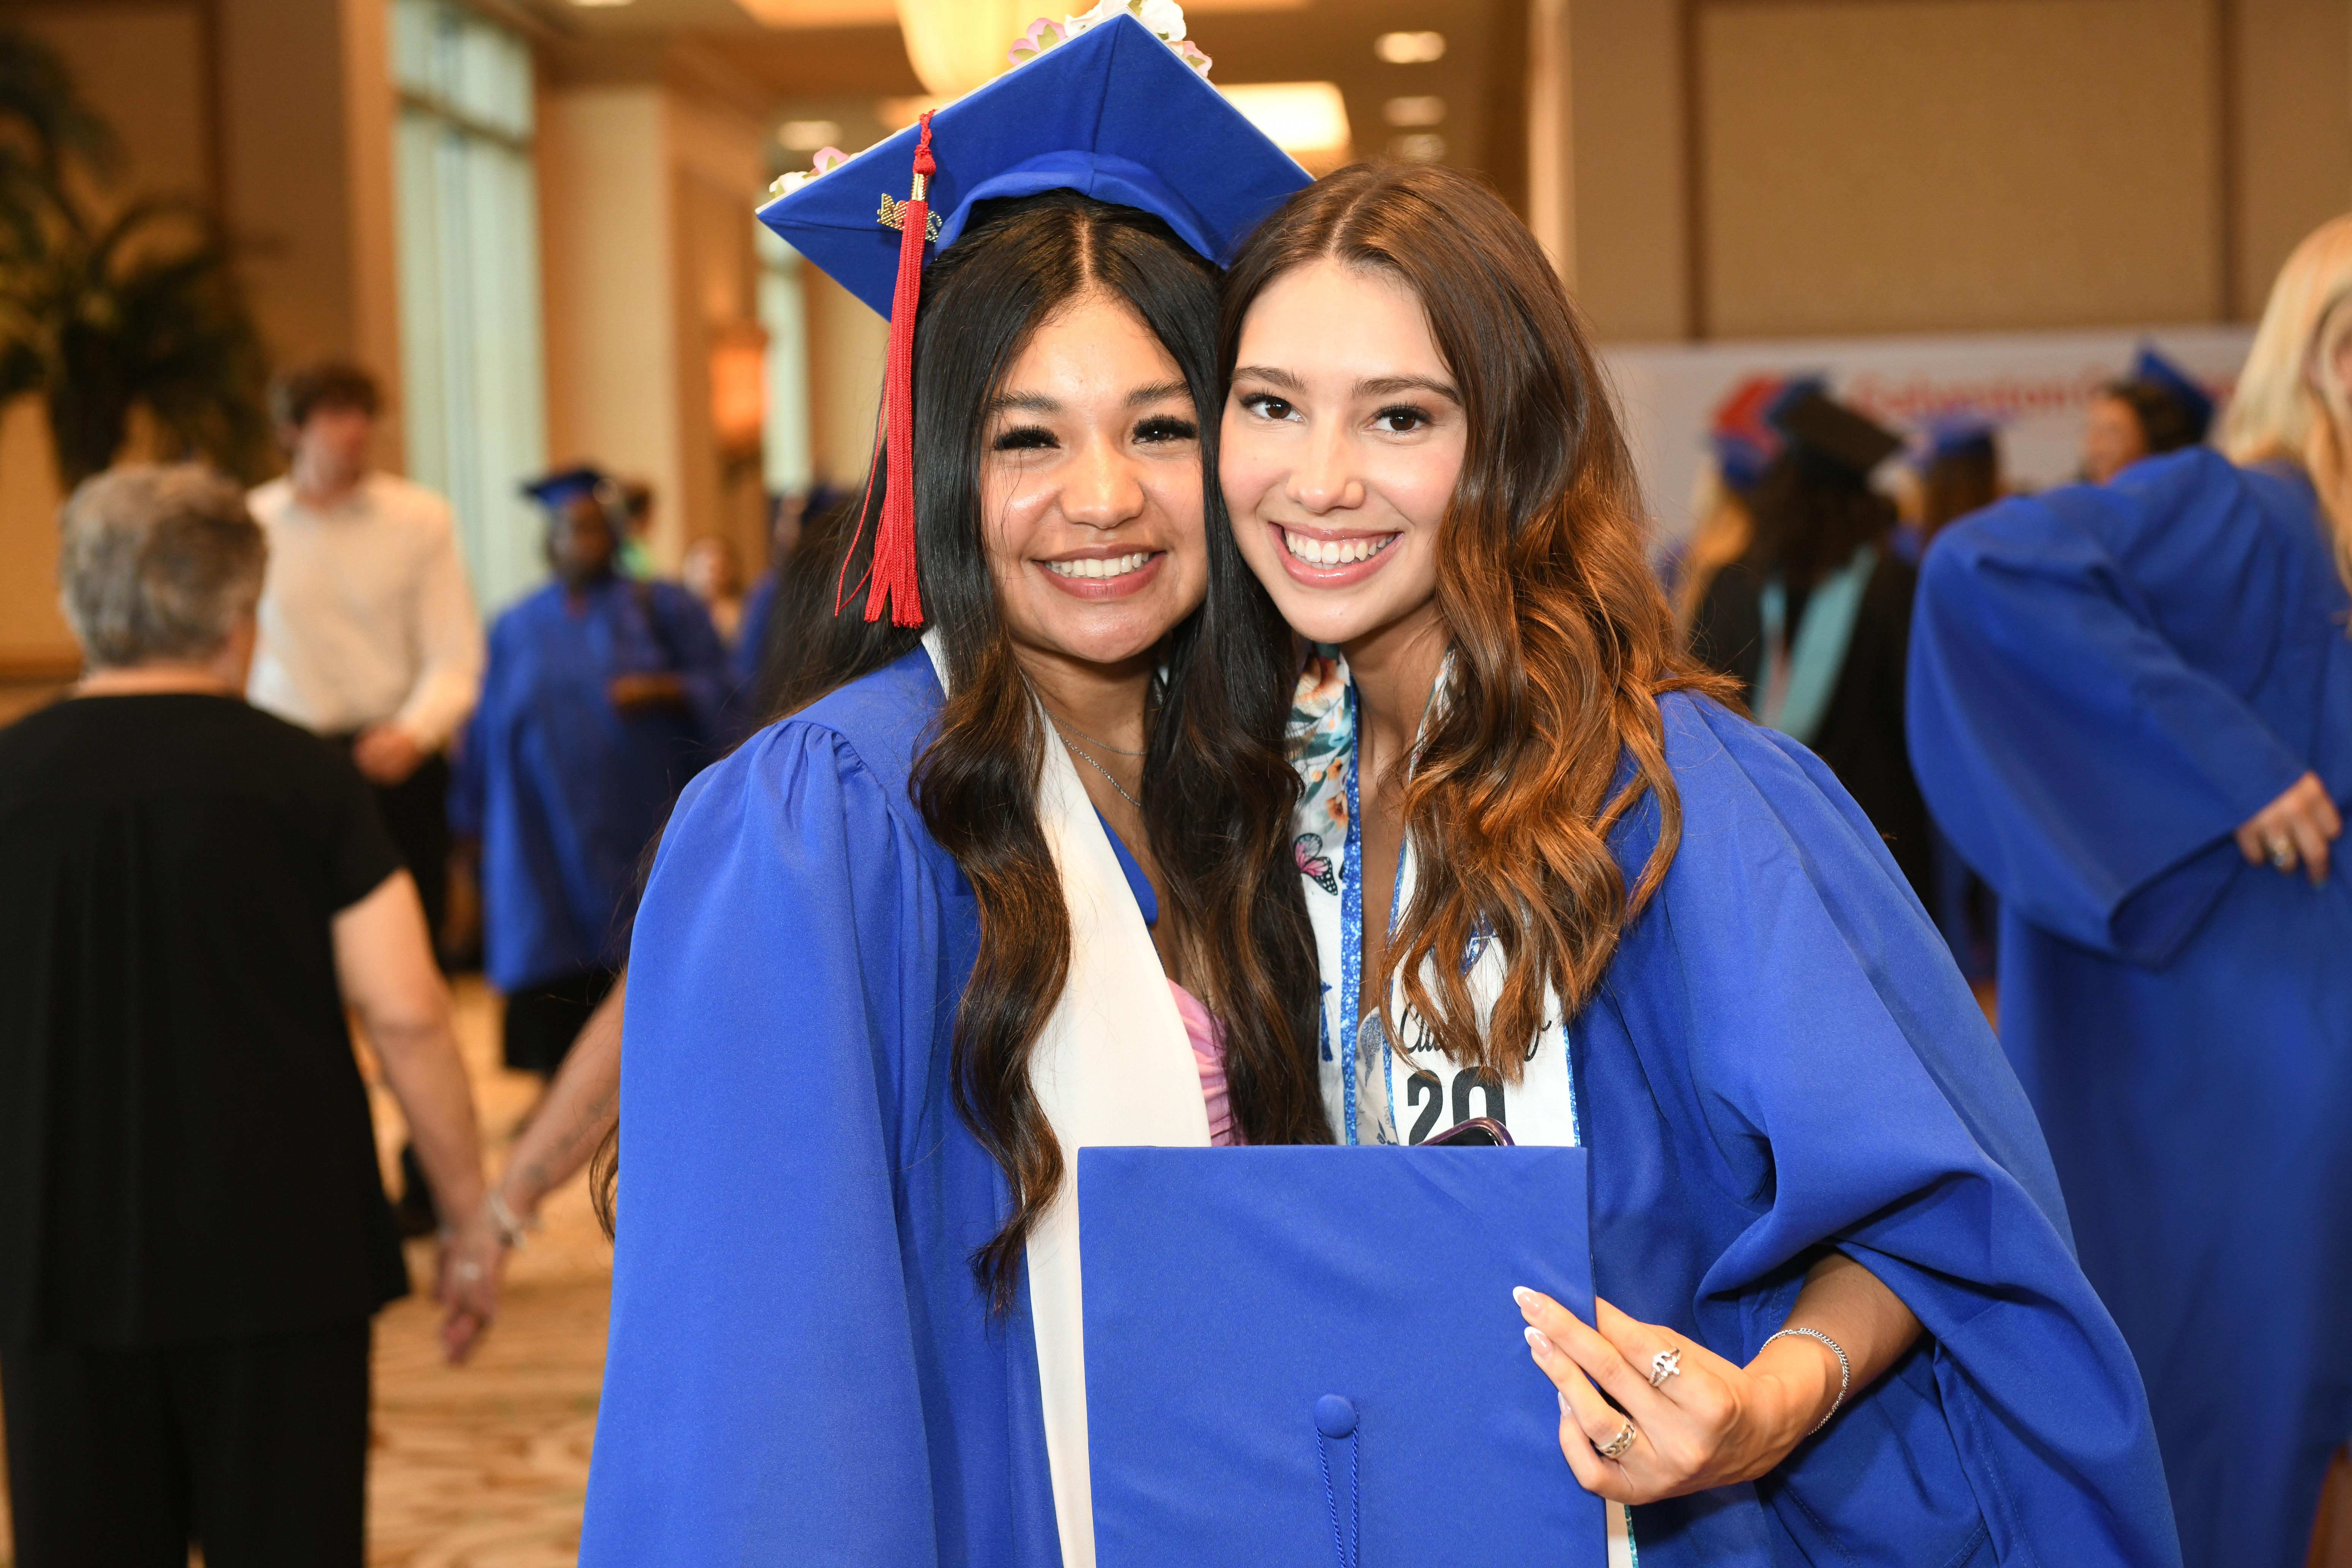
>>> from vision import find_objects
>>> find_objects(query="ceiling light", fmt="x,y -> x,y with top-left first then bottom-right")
1375,31 -> 1446,65
1383,95 -> 1444,127
778,119 -> 843,151
1220,81 -> 1351,158
733,0 -> 896,22
569,0 -> 635,7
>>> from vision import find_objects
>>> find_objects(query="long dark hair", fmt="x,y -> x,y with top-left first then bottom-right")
1742,452 -> 1897,590
783,190 -> 1325,1310
1219,164 -> 1731,1082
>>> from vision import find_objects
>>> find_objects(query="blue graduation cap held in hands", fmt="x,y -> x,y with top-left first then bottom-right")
753,13 -> 1309,628
1080,1144 -> 1608,1566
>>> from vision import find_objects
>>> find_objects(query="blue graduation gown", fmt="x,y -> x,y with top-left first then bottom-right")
1906,447 -> 2352,1568
1552,695 -> 2177,1567
580,648 -> 1065,1565
449,574 -> 727,993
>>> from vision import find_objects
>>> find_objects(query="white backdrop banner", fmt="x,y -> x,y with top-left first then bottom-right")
1600,325 -> 2255,545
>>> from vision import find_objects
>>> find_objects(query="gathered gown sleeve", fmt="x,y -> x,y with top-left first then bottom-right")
1905,459 -> 2308,964
1604,698 -> 2180,1568
579,717 -> 957,1565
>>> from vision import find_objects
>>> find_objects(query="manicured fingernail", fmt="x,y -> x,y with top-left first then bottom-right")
1513,1285 -> 1536,1306
1524,1326 -> 1552,1355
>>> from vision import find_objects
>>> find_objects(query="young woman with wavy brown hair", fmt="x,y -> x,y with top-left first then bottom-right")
580,19 -> 1329,1555
1218,162 -> 2178,1567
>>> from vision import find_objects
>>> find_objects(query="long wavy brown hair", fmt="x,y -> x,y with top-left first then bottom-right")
1220,164 -> 1731,1081
773,191 -> 1326,1309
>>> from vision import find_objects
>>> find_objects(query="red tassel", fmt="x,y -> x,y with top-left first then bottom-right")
863,112 -> 936,627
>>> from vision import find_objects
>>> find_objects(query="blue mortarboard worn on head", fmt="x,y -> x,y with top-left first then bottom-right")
1706,374 -> 1798,492
755,14 -> 1307,318
752,11 -> 1307,629
520,466 -> 612,511
1913,410 -> 2001,466
1080,1144 -> 1607,1566
2130,345 -> 2216,440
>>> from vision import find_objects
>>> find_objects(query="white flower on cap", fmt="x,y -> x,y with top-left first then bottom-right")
1011,1 -> 1210,76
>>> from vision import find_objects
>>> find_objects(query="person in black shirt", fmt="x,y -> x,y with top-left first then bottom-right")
1690,386 -> 1935,901
0,465 -> 501,1568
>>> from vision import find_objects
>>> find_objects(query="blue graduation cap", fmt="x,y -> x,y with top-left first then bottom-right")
753,13 -> 1308,626
1911,410 -> 2001,467
756,15 -> 1306,317
520,465 -> 616,512
2131,345 -> 2216,441
1080,1144 -> 1607,1564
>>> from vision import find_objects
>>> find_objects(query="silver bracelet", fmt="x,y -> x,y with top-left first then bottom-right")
1762,1326 -> 1851,1434
486,1189 -> 535,1250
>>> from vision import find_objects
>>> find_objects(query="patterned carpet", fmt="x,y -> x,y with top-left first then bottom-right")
0,978 -> 615,1567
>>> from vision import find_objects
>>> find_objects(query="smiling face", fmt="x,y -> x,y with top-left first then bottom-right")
1220,260 -> 1466,651
980,287 -> 1209,675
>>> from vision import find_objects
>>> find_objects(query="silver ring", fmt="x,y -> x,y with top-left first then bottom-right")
1649,1347 -> 1682,1388
2269,838 -> 2296,869
1595,1419 -> 1638,1459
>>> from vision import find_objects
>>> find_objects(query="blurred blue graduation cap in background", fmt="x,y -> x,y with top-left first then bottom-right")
2130,345 -> 2217,442
1911,410 -> 2002,466
519,465 -> 615,512
755,14 -> 1309,318
1081,1144 -> 1607,1565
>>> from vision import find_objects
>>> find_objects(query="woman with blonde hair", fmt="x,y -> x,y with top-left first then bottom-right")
1909,216 -> 2352,1568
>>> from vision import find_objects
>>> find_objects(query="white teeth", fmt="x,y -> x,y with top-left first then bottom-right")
1283,529 -> 1393,567
1046,552 -> 1152,580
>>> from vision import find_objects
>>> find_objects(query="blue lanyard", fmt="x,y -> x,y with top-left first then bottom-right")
1338,686 -> 1367,1147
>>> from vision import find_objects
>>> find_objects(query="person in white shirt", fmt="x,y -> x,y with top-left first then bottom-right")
248,362 -> 484,953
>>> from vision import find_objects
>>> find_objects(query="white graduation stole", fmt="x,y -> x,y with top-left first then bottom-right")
921,633 -> 1207,1568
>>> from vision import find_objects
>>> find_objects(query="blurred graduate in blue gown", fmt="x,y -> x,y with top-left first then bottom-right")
449,467 -> 727,1078
1908,217 -> 2352,1568
1218,163 -> 2178,1567
579,15 -> 1327,1564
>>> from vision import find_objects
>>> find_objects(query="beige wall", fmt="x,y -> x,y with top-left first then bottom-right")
537,79 -> 775,574
1543,0 -> 2352,343
0,0 -> 400,672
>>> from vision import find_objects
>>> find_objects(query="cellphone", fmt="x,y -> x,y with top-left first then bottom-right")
1423,1117 -> 1514,1148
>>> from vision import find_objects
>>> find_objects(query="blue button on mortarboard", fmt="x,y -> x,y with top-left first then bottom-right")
1314,1394 -> 1357,1439
755,14 -> 1310,318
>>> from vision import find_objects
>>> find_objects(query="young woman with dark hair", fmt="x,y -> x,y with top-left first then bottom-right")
579,17 -> 1324,1562
1217,161 -> 2179,1566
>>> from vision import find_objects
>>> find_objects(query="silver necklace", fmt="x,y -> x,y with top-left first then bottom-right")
1040,709 -> 1145,756
1052,722 -> 1144,811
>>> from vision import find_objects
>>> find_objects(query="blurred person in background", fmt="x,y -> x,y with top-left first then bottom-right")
450,468 -> 726,1092
248,361 -> 483,953
1902,412 -> 2005,994
2080,345 -> 2216,484
615,476 -> 658,580
0,465 -> 498,1568
248,362 -> 484,1236
1668,375 -> 1785,631
681,534 -> 746,647
1909,215 -> 2352,1568
1691,385 -> 1934,901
